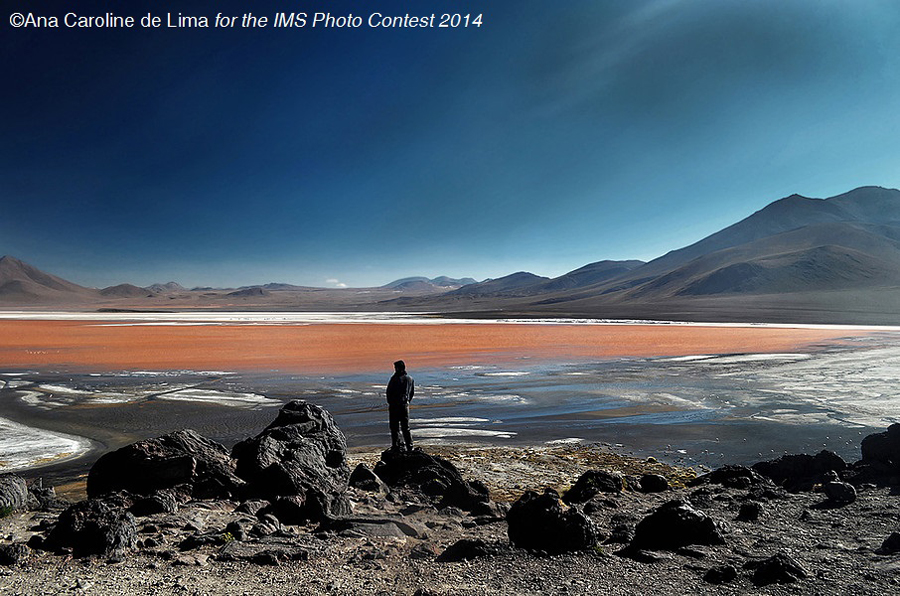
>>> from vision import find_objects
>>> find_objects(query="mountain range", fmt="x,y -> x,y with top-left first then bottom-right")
3,186 -> 900,324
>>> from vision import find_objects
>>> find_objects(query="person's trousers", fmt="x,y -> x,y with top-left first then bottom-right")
389,403 -> 413,448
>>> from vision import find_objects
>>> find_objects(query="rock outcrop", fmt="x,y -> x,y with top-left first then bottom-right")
0,475 -> 28,512
562,469 -> 623,504
87,429 -> 244,500
232,400 -> 351,522
752,450 -> 846,492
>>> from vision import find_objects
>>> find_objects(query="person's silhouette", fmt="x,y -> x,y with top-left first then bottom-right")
385,359 -> 415,451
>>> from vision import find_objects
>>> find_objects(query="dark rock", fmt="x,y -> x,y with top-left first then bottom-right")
45,498 -> 138,557
689,465 -> 768,489
87,429 -> 244,500
822,481 -> 856,505
507,489 -> 597,554
563,470 -> 624,504
639,474 -> 669,493
878,532 -> 900,554
704,564 -> 738,584
618,548 -> 670,563
437,538 -> 511,562
752,450 -> 846,492
232,400 -> 350,522
179,532 -> 226,551
736,501 -> 762,522
373,448 -> 491,512
349,463 -> 389,493
0,474 -> 28,513
235,499 -> 269,517
318,516 -> 425,539
0,543 -> 27,566
25,479 -> 68,512
130,489 -> 180,517
860,424 -> 900,472
745,552 -> 808,586
224,519 -> 254,542
629,499 -> 725,551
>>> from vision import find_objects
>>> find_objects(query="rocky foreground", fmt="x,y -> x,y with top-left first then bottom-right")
2,402 -> 900,595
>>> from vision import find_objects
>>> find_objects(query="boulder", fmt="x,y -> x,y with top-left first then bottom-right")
0,474 -> 28,513
507,489 -> 597,554
373,448 -> 490,512
130,489 -> 180,517
688,465 -> 769,489
703,564 -> 737,584
745,552 -> 808,586
752,450 -> 846,492
26,479 -> 69,512
0,543 -> 27,566
861,424 -> 900,471
639,474 -> 669,493
349,463 -> 389,493
822,481 -> 856,505
736,501 -> 762,522
629,499 -> 725,551
562,470 -> 624,504
87,429 -> 244,500
232,401 -> 350,522
879,532 -> 900,554
45,498 -> 138,557
437,538 -> 511,562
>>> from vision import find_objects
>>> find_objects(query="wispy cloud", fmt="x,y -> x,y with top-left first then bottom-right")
326,278 -> 347,288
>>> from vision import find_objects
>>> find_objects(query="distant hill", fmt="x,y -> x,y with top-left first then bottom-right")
99,284 -> 151,298
383,276 -> 477,290
447,272 -> 550,296
0,256 -> 95,303
147,282 -> 185,293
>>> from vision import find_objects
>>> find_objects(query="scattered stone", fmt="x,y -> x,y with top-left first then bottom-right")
629,499 -> 725,552
752,450 -> 846,492
235,500 -> 269,517
822,481 -> 857,505
0,543 -> 27,566
562,470 -> 624,504
45,498 -> 138,558
745,552 -> 808,586
704,564 -> 737,584
408,543 -> 439,560
639,474 -> 668,493
0,475 -> 28,513
507,489 -> 597,554
436,538 -> 511,562
736,501 -> 762,522
689,465 -> 768,490
318,516 -> 425,540
215,540 -> 310,564
87,429 -> 244,500
232,400 -> 351,522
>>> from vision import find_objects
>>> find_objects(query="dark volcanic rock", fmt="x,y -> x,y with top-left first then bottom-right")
639,474 -> 669,493
0,474 -> 27,512
349,463 -> 389,493
878,532 -> 900,555
507,489 -> 597,554
703,564 -> 737,584
0,543 -> 27,566
436,538 -> 511,562
130,489 -> 180,517
629,499 -> 725,551
25,479 -> 69,512
736,501 -> 762,522
860,424 -> 900,472
746,552 -> 808,586
822,481 -> 857,505
232,401 -> 350,522
689,465 -> 769,489
752,450 -> 846,492
562,469 -> 624,504
45,498 -> 138,557
374,448 -> 490,512
87,429 -> 244,500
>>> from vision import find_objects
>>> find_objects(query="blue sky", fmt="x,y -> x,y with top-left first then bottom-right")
3,0 -> 900,288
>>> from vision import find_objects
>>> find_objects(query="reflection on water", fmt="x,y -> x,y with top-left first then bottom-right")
1,333 -> 899,474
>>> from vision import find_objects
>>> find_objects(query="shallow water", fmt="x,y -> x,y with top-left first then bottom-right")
1,333 -> 898,478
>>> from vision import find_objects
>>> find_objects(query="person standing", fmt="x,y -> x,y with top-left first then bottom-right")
386,359 -> 415,451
